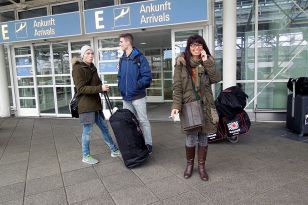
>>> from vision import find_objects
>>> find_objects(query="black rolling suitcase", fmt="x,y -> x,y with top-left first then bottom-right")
104,93 -> 149,168
286,87 -> 308,136
286,78 -> 308,136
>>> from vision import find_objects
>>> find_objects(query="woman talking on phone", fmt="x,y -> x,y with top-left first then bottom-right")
170,35 -> 220,181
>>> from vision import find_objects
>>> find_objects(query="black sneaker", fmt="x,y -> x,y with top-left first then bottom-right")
146,144 -> 152,154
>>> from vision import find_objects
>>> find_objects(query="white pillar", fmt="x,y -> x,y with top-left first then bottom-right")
223,0 -> 237,89
0,44 -> 10,117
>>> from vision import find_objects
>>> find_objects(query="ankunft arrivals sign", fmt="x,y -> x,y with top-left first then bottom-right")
0,12 -> 81,44
84,0 -> 208,34
0,0 -> 207,44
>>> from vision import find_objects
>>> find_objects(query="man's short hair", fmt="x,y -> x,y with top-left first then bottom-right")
119,33 -> 134,45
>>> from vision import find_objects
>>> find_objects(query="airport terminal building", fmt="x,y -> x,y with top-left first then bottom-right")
0,0 -> 307,121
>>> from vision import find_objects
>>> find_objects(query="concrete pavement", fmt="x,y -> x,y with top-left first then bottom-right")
0,117 -> 307,205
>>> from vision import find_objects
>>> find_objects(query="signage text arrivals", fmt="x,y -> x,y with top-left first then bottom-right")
35,28 -> 55,36
141,12 -> 170,24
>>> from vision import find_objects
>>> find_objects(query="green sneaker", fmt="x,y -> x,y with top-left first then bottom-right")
82,155 -> 98,165
111,149 -> 121,158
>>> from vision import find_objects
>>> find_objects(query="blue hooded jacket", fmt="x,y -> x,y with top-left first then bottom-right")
118,48 -> 152,101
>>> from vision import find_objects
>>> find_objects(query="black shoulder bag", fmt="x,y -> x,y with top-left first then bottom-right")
70,88 -> 79,118
70,74 -> 92,118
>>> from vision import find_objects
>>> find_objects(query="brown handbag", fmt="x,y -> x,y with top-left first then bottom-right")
181,100 -> 204,131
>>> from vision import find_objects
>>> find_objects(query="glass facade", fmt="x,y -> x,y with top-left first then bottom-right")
1,0 -> 307,118
214,0 -> 308,111
18,7 -> 47,19
0,11 -> 15,22
84,0 -> 114,10
52,2 -> 79,14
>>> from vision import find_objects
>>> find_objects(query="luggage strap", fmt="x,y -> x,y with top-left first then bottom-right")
103,92 -> 113,115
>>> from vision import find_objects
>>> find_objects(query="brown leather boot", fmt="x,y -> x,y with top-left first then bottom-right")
184,146 -> 195,179
198,145 -> 209,181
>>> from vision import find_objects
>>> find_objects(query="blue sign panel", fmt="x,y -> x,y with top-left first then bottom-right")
17,67 -> 33,77
0,12 -> 81,44
99,62 -> 119,73
84,0 -> 208,34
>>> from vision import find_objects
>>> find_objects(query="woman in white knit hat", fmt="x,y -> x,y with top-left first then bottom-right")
72,45 -> 121,165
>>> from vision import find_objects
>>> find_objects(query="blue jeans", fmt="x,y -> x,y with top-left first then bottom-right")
123,97 -> 152,145
81,112 -> 118,157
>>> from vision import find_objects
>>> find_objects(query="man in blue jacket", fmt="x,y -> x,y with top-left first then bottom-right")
118,33 -> 153,154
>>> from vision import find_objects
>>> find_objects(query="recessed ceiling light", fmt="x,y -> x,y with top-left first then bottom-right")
140,42 -> 147,45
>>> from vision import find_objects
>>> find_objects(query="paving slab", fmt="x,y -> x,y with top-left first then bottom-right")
25,174 -> 63,196
24,188 -> 67,205
0,118 -> 307,205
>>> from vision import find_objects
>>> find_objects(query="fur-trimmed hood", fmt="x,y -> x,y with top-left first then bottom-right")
71,57 -> 81,67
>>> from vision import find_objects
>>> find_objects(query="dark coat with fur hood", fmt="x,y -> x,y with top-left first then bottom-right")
172,53 -> 221,134
72,58 -> 103,114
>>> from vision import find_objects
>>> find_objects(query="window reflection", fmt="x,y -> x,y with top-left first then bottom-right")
18,7 -> 47,19
15,47 -> 31,55
34,45 -> 51,75
121,0 -> 147,4
0,11 -> 15,22
52,2 -> 79,14
84,0 -> 114,10
20,99 -> 36,108
53,43 -> 70,74
57,87 -> 71,114
38,87 -> 55,113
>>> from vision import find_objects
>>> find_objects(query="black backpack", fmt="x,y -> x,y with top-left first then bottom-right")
287,77 -> 308,95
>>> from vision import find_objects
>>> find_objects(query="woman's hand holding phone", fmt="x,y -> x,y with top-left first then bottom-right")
201,50 -> 208,62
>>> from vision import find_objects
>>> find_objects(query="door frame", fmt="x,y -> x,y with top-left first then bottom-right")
11,44 -> 39,117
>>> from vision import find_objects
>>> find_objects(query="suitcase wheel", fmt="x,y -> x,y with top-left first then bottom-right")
227,135 -> 239,143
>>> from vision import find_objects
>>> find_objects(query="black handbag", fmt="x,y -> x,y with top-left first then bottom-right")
70,74 -> 93,118
69,92 -> 79,118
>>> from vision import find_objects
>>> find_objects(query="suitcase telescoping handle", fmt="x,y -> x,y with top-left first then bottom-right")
103,92 -> 113,115
291,79 -> 296,118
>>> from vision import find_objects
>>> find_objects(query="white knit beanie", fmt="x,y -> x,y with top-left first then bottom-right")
80,45 -> 93,60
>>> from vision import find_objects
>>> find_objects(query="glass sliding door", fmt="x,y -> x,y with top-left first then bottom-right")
163,48 -> 172,101
53,43 -> 71,115
97,37 -> 122,109
34,44 -> 55,114
145,48 -> 163,102
13,46 -> 39,116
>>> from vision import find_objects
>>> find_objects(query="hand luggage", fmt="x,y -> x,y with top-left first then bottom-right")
209,86 -> 251,143
104,92 -> 149,168
286,80 -> 308,136
209,110 -> 251,143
